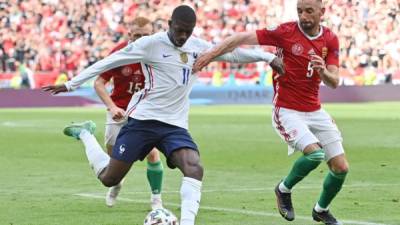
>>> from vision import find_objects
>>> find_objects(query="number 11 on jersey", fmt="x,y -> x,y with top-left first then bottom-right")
182,68 -> 190,85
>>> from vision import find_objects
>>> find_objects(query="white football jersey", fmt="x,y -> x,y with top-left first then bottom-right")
65,32 -> 275,129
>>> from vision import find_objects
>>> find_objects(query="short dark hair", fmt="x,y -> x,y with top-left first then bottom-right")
171,5 -> 196,24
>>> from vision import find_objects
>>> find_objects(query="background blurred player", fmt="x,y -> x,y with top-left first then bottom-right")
44,5 -> 283,225
94,17 -> 164,209
193,0 -> 349,224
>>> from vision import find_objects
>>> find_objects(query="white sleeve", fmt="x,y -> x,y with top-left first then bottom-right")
64,36 -> 152,91
196,39 -> 276,64
214,47 -> 276,64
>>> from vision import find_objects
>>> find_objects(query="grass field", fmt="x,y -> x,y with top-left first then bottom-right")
1,103 -> 399,225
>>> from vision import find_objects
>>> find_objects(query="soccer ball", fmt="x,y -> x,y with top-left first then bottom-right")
143,208 -> 179,225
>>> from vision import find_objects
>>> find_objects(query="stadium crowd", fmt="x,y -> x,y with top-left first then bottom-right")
0,0 -> 399,88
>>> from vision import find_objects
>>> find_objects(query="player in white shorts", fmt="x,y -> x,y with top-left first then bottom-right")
272,107 -> 344,160
192,1 -> 349,224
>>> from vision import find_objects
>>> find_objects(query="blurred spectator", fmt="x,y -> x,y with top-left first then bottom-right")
0,0 -> 399,87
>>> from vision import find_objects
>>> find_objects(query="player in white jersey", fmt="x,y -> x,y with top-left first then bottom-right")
43,5 -> 283,225
44,17 -> 164,209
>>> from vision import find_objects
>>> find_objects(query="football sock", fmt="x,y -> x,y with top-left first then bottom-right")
317,170 -> 347,209
147,160 -> 164,194
278,181 -> 291,193
180,177 -> 202,225
314,202 -> 328,212
283,149 -> 325,190
79,130 -> 110,177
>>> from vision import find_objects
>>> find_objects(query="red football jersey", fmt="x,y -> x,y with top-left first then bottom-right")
256,22 -> 339,112
100,41 -> 145,110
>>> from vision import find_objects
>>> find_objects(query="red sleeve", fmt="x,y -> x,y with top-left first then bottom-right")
100,70 -> 113,81
326,33 -> 339,67
256,25 -> 286,47
98,41 -> 128,82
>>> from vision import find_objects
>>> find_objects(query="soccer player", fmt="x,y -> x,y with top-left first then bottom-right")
94,17 -> 163,208
193,1 -> 349,225
43,5 -> 282,225
43,17 -> 164,209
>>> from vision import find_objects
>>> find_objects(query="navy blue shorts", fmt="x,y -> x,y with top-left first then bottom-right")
112,118 -> 198,168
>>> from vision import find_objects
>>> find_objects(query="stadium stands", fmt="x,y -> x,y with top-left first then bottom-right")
0,0 -> 399,88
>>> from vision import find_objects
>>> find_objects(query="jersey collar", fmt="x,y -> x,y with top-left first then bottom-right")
161,32 -> 192,52
297,22 -> 323,40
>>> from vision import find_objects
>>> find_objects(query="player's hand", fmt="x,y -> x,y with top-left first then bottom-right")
41,84 -> 68,94
193,52 -> 214,73
310,54 -> 326,74
270,57 -> 285,76
109,106 -> 126,121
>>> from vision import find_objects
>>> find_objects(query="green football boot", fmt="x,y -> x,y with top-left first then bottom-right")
63,120 -> 96,140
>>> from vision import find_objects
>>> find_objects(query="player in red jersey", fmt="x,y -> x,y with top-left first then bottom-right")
193,1 -> 348,224
94,17 -> 164,209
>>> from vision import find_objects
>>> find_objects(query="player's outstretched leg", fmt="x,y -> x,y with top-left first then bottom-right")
169,148 -> 203,225
146,148 -> 164,210
63,120 -> 96,139
63,120 -> 110,178
276,147 -> 325,221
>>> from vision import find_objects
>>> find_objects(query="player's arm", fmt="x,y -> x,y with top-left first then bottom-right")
193,31 -> 259,72
210,32 -> 259,56
215,47 -> 275,63
63,46 -> 145,91
215,48 -> 285,75
94,76 -> 125,121
42,49 -> 142,94
323,65 -> 339,88
42,36 -> 152,93
194,36 -> 284,74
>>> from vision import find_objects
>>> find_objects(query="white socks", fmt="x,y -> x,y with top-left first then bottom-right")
180,177 -> 202,225
79,130 -> 109,177
314,202 -> 329,212
279,181 -> 291,193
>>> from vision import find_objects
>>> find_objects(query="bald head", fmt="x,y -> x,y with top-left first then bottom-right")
297,0 -> 325,35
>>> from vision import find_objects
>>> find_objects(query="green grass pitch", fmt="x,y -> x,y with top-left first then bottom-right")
0,103 -> 399,225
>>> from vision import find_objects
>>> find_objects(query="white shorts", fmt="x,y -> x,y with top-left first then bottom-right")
105,111 -> 128,146
272,106 -> 344,161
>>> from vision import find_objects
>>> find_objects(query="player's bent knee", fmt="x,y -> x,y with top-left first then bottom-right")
170,148 -> 203,180
99,176 -> 122,187
331,162 -> 349,174
147,149 -> 160,163
180,156 -> 203,179
183,162 -> 203,180
328,153 -> 349,174
98,170 -> 124,187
